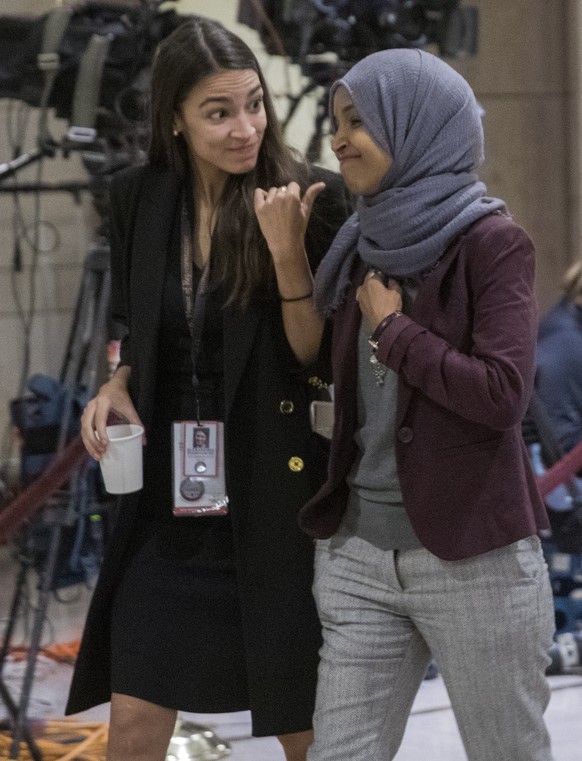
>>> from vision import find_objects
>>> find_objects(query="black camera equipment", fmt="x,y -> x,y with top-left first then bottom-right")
0,5 -> 234,759
240,0 -> 478,68
0,1 -> 181,145
0,3 -> 185,238
0,255 -> 113,759
525,393 -> 582,556
547,630 -> 582,675
523,393 -> 582,671
0,238 -> 116,758
238,0 -> 478,160
0,4 -> 189,758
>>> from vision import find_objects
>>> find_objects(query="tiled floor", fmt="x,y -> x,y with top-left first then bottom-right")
0,546 -> 581,760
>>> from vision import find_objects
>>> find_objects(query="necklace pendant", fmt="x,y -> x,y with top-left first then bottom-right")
370,353 -> 387,386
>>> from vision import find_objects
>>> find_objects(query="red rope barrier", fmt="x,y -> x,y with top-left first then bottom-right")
537,438 -> 582,497
0,436 -> 88,544
6,430 -> 580,540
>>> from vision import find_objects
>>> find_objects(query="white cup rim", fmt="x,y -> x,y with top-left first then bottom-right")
105,423 -> 144,443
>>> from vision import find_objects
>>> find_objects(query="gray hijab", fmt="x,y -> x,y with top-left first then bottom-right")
315,48 -> 507,315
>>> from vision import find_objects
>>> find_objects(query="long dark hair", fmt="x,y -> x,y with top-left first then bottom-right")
148,17 -> 308,308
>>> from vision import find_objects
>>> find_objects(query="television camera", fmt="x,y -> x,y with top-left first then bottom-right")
0,1 -> 182,160
238,0 -> 478,159
0,8 -> 192,757
239,0 -> 478,81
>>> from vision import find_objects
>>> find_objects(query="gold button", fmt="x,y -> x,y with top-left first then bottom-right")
280,400 -> 295,414
288,457 -> 304,472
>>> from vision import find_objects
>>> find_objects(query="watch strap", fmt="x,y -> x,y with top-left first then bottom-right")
368,310 -> 403,351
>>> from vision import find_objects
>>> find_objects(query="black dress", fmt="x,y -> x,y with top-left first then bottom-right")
109,219 -> 250,712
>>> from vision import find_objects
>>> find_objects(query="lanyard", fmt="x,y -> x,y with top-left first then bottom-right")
180,197 -> 210,423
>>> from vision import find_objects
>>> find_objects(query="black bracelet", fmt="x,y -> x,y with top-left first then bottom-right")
280,290 -> 313,303
367,310 -> 403,351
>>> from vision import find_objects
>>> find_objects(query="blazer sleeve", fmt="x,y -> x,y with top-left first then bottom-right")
108,166 -> 147,368
374,218 -> 538,430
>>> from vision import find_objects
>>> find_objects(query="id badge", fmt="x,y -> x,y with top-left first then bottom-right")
172,421 -> 228,516
310,400 -> 334,440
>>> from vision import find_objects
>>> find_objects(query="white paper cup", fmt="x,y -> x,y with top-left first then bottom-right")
99,423 -> 144,494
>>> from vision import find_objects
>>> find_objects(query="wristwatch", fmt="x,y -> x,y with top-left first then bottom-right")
368,311 -> 403,352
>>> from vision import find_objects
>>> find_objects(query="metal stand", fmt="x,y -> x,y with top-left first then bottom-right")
280,76 -> 333,163
0,514 -> 67,761
0,244 -> 114,760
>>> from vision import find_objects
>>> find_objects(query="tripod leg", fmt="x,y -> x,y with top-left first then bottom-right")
0,529 -> 36,724
0,545 -> 29,669
9,522 -> 62,761
306,86 -> 331,163
0,563 -> 29,725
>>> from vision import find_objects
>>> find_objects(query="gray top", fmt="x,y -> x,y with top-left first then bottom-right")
345,323 -> 421,550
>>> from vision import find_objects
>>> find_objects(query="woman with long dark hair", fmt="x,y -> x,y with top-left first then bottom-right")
65,18 -> 350,761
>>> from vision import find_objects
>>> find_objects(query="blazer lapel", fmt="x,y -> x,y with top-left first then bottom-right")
332,262 -> 363,451
131,169 -> 182,426
129,167 -> 261,424
223,302 -> 261,419
395,234 -> 466,428
132,168 -> 181,277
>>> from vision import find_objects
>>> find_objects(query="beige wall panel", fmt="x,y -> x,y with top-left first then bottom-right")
566,0 -> 582,263
0,262 -> 82,315
0,197 -> 90,266
449,0 -> 570,316
1,1 -> 54,15
0,311 -> 71,415
0,318 -> 28,415
451,0 -> 566,95
478,96 -> 568,313
0,1 -> 138,14
18,310 -> 71,378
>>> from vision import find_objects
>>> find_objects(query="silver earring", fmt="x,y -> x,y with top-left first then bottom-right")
173,128 -> 179,137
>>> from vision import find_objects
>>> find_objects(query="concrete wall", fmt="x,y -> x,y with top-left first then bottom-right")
0,0 -> 577,468
451,0 -> 572,316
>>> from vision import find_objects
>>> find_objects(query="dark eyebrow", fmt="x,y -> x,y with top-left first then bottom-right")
340,103 -> 358,116
198,85 -> 263,109
333,102 -> 358,120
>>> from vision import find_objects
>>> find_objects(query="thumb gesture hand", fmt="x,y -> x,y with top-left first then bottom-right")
301,182 -> 326,221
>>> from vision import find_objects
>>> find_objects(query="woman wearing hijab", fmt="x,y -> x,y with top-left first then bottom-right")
280,48 -> 555,761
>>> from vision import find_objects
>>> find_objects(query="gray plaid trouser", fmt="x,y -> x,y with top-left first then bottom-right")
308,533 -> 555,761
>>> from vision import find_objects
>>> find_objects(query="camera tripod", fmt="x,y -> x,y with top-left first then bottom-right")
0,230 -> 115,760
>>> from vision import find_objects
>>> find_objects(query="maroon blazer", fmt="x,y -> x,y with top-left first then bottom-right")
300,213 -> 550,560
